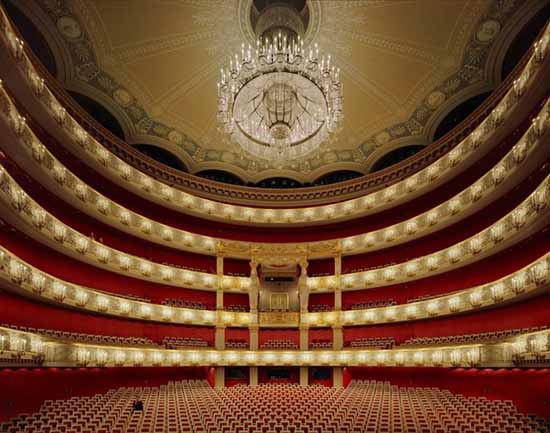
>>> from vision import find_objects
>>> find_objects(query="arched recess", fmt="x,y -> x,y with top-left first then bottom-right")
313,170 -> 363,186
132,144 -> 188,172
501,3 -> 550,80
195,170 -> 245,186
370,145 -> 426,174
255,177 -> 303,189
68,91 -> 126,141
2,0 -> 57,76
431,92 -> 492,142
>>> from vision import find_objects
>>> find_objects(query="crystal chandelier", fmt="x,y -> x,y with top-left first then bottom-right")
217,2 -> 343,162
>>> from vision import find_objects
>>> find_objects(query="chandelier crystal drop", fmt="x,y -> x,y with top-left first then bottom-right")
217,9 -> 343,162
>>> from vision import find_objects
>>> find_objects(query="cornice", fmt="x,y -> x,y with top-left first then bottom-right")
2,325 -> 549,369
0,63 -> 548,262
0,6 -> 547,219
0,243 -> 548,329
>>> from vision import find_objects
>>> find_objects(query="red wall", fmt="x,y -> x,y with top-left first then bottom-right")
0,222 -> 216,306
0,291 -> 215,344
342,226 -> 550,308
347,367 -> 550,418
1,157 -> 216,273
309,293 -> 334,310
308,328 -> 332,347
224,259 -> 250,277
343,157 -> 549,272
343,293 -> 550,345
21,99 -> 538,242
0,367 -> 208,422
224,293 -> 249,310
259,329 -> 299,346
225,327 -> 250,344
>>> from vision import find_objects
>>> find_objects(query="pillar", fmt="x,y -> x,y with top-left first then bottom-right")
249,367 -> 258,386
249,325 -> 259,351
215,367 -> 225,389
334,249 -> 342,311
299,325 -> 309,351
332,325 -> 343,350
216,253 -> 224,310
300,367 -> 309,387
215,326 -> 225,350
333,367 -> 343,388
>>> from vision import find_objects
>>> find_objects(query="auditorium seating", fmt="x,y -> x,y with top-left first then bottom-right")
162,299 -> 211,310
1,323 -> 157,347
225,339 -> 249,349
346,337 -> 395,350
348,299 -> 396,310
1,380 -> 548,433
163,337 -> 211,349
260,340 -> 299,350
309,339 -> 332,349
401,326 -> 550,347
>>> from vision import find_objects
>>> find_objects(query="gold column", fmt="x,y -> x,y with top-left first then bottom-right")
333,367 -> 343,388
249,367 -> 258,386
215,325 -> 225,350
216,252 -> 224,310
299,366 -> 309,387
299,324 -> 309,350
332,325 -> 343,350
334,247 -> 342,311
215,366 -> 225,389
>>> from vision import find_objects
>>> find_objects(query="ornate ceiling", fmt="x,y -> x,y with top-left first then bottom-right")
10,0 -> 544,182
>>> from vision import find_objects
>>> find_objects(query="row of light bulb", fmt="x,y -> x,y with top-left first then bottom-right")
1,252 -> 254,326
71,346 -> 482,367
0,68 -> 547,266
3,82 -> 547,267
1,13 -> 546,227
1,240 -> 547,328
0,331 -> 43,353
309,177 -> 549,290
2,323 -> 548,368
3,153 -> 547,297
304,257 -> 548,326
0,165 -> 250,291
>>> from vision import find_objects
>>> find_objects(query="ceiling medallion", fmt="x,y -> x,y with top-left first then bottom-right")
217,1 -> 343,162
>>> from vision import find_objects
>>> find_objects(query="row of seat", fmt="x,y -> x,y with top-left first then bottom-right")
345,337 -> 395,349
0,323 -> 157,347
309,339 -> 332,349
163,337 -> 212,349
161,299 -> 212,310
1,380 -> 548,433
348,299 -> 396,310
401,326 -> 550,347
260,340 -> 299,350
225,339 -> 249,349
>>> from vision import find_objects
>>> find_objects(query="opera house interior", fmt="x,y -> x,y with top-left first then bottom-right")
0,0 -> 549,432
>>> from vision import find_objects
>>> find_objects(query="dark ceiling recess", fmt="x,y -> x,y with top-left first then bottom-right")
313,170 -> 363,186
2,0 -> 57,76
68,91 -> 126,141
256,177 -> 303,189
370,145 -> 426,174
195,170 -> 245,186
253,0 -> 306,13
132,144 -> 187,172
432,92 -> 491,142
501,4 -> 550,80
